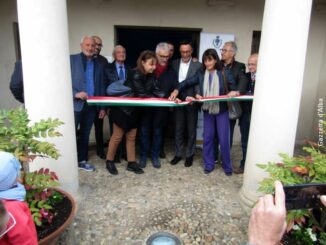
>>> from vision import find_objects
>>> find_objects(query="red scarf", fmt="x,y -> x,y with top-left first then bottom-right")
155,63 -> 167,78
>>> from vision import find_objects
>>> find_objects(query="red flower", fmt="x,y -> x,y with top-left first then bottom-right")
291,166 -> 309,175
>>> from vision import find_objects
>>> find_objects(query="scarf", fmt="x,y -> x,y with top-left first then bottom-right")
0,152 -> 26,201
202,70 -> 220,114
155,63 -> 167,79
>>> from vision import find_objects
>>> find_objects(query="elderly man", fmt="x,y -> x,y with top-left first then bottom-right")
138,42 -> 177,168
91,35 -> 109,160
220,41 -> 248,149
234,53 -> 258,174
170,40 -> 201,167
105,45 -> 130,164
71,36 -> 106,171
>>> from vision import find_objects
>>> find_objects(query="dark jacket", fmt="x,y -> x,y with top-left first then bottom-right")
171,59 -> 201,100
177,69 -> 236,113
105,61 -> 131,87
109,69 -> 164,131
155,65 -> 178,127
70,53 -> 106,112
9,61 -> 24,103
223,60 -> 248,94
241,72 -> 256,113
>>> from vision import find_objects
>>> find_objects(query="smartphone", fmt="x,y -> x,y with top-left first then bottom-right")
283,183 -> 326,210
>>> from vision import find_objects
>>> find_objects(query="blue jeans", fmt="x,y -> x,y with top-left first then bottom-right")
139,112 -> 162,160
74,104 -> 96,162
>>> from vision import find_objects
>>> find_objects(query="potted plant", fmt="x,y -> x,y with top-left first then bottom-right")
257,119 -> 326,244
0,108 -> 76,244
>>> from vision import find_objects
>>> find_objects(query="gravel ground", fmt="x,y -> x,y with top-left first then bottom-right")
58,142 -> 250,245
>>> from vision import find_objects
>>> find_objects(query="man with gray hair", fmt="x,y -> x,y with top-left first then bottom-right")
105,45 -> 130,166
221,41 -> 248,149
138,42 -> 177,168
71,36 -> 106,171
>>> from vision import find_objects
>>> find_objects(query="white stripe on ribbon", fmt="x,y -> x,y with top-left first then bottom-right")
87,95 -> 254,107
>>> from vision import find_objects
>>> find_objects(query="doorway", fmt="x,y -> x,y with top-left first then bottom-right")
115,26 -> 202,67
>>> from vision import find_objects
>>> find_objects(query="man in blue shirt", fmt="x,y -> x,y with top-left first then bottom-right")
71,36 -> 106,171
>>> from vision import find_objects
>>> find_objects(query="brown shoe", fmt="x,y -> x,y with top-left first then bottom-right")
233,167 -> 244,174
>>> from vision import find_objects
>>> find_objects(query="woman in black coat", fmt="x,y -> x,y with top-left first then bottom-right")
105,50 -> 157,175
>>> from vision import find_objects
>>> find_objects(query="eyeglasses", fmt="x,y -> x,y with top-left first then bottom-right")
95,43 -> 103,47
0,212 -> 16,239
220,49 -> 232,53
247,63 -> 257,66
158,54 -> 169,59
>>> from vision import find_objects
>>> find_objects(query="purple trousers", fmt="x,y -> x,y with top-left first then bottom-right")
203,110 -> 232,173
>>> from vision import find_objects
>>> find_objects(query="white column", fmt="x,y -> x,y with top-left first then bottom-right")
17,0 -> 79,195
240,0 -> 312,207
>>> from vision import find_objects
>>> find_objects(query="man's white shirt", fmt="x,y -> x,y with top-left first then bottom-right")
178,59 -> 191,83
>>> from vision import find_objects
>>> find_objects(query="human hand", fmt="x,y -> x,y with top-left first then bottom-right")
98,110 -> 106,119
248,181 -> 287,245
175,98 -> 182,104
195,94 -> 203,100
169,90 -> 179,100
227,91 -> 240,98
321,195 -> 326,207
75,92 -> 88,100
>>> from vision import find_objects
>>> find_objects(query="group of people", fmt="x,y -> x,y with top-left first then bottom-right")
9,35 -> 259,176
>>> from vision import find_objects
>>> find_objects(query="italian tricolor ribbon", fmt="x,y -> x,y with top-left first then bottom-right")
87,95 -> 254,107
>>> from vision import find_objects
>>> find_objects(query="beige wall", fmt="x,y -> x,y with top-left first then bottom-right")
0,0 -> 324,143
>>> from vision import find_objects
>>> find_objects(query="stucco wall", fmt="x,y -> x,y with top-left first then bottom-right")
0,0 -> 325,143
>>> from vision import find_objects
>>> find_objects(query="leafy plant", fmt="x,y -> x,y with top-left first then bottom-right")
0,108 -> 64,227
257,118 -> 326,243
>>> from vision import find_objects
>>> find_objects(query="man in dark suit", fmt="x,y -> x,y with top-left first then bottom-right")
9,61 -> 24,103
221,41 -> 248,148
105,45 -> 130,163
71,36 -> 106,171
234,53 -> 258,174
92,36 -> 109,159
170,40 -> 202,167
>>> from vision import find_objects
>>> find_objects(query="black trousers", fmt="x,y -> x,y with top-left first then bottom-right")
174,105 -> 198,158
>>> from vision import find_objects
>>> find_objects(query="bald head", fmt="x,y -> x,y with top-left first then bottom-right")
248,53 -> 258,74
92,35 -> 103,55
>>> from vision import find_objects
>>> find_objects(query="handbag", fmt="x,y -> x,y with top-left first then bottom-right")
106,79 -> 132,97
222,70 -> 242,120
228,101 -> 242,120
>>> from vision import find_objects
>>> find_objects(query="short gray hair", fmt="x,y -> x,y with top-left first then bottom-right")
112,45 -> 126,55
224,41 -> 238,54
80,36 -> 94,44
155,42 -> 170,53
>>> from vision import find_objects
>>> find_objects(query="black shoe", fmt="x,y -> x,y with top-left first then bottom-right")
106,160 -> 118,175
97,152 -> 106,160
225,172 -> 233,176
184,155 -> 193,167
233,167 -> 244,174
204,168 -> 214,174
127,162 -> 144,174
170,156 -> 182,165
152,158 -> 161,169
159,151 -> 166,159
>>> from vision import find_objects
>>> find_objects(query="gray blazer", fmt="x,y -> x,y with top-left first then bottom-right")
171,59 -> 201,100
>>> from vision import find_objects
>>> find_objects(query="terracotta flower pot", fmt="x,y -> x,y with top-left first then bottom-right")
38,188 -> 77,245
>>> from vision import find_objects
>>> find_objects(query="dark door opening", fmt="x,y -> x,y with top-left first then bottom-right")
115,26 -> 201,67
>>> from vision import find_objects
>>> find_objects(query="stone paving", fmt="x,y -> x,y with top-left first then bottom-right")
59,143 -> 250,245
